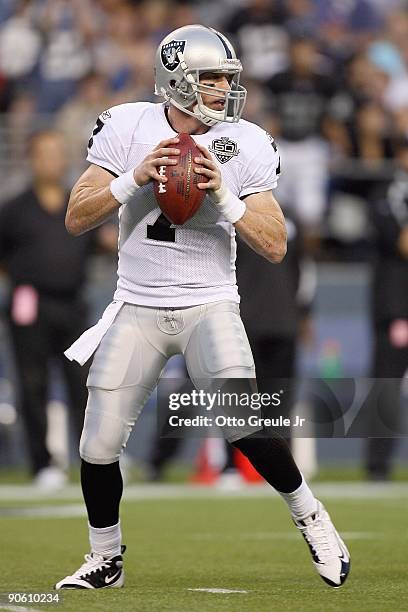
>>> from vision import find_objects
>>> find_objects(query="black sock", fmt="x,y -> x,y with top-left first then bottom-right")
81,460 -> 123,527
231,433 -> 302,493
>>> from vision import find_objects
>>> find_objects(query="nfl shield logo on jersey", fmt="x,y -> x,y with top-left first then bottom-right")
209,137 -> 240,164
161,40 -> 186,71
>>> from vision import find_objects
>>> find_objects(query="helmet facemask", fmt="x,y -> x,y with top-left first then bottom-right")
157,52 -> 247,126
188,68 -> 246,126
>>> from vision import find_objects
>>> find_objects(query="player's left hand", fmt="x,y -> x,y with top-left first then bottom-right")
194,143 -> 222,192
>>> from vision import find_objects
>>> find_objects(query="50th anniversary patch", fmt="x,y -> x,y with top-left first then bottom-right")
209,137 -> 240,164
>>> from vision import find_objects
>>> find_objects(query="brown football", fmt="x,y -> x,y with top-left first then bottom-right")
153,133 -> 208,225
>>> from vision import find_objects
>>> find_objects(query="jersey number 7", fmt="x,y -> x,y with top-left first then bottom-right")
147,213 -> 176,242
88,119 -> 176,243
88,118 -> 105,149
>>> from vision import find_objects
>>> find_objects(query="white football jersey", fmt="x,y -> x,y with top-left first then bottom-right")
87,102 -> 280,307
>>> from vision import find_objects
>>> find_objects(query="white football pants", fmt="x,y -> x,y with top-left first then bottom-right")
80,301 -> 256,464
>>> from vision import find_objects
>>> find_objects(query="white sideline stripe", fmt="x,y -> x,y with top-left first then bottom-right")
188,588 -> 248,594
0,606 -> 42,612
190,531 -> 378,542
0,482 -> 408,502
0,504 -> 86,519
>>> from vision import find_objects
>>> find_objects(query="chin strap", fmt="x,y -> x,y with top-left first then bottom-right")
192,103 -> 218,126
169,98 -> 218,127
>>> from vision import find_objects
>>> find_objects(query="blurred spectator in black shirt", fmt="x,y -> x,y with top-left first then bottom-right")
0,71 -> 13,112
224,0 -> 289,82
330,101 -> 394,201
325,55 -> 396,259
0,129 -> 115,488
365,137 -> 408,480
266,31 -> 340,246
237,212 -> 315,384
350,103 -> 394,161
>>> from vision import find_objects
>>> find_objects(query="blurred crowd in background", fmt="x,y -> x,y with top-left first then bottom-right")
0,0 -> 407,485
0,0 -> 408,243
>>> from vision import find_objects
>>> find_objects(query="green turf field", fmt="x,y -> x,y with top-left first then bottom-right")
1,485 -> 407,612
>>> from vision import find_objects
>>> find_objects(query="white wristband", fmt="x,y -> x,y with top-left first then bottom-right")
110,169 -> 139,205
211,184 -> 246,224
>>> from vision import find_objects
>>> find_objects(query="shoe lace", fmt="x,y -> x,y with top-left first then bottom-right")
301,515 -> 334,563
72,553 -> 111,579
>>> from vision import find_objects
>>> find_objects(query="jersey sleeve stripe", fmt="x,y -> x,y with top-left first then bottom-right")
240,183 -> 278,198
86,155 -> 121,178
96,165 -> 119,178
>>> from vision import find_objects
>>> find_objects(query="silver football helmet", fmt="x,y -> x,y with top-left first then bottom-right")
154,24 -> 247,126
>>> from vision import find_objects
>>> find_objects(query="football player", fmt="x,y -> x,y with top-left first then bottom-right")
55,25 -> 350,590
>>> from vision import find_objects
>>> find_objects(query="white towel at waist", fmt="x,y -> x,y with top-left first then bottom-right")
64,300 -> 124,365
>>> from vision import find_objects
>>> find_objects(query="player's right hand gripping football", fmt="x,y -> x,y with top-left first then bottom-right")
133,137 -> 180,186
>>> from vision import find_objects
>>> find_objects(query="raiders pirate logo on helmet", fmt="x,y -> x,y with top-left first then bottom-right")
161,40 -> 186,71
209,137 -> 240,164
154,26 -> 247,125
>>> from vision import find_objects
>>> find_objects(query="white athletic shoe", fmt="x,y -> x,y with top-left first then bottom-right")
55,546 -> 126,589
294,501 -> 350,587
33,466 -> 67,490
216,469 -> 245,491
